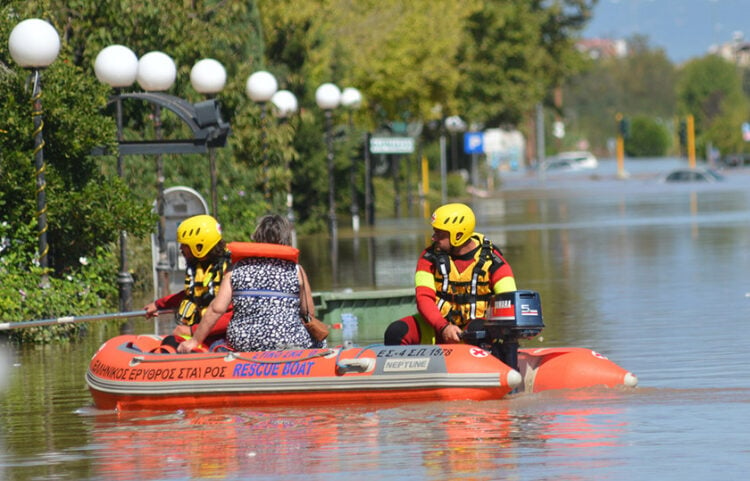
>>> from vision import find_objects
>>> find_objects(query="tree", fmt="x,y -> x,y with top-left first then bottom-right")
676,54 -> 749,158
0,5 -> 155,274
457,0 -> 595,128
47,0 -> 272,239
258,0 -> 596,213
457,1 -> 546,127
563,34 -> 677,155
624,115 -> 671,157
1,0 -> 603,340
256,0 -> 478,227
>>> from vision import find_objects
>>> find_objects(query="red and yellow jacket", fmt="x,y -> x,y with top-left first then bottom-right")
414,233 -> 516,332
154,252 -> 232,327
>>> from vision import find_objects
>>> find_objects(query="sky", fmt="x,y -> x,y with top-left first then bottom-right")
582,0 -> 750,63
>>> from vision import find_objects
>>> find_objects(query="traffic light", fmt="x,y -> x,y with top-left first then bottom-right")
618,117 -> 630,138
678,119 -> 687,146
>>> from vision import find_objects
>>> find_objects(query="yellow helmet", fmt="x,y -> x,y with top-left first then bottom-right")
177,215 -> 222,258
431,203 -> 475,247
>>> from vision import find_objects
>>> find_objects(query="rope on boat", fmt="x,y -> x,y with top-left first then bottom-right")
334,344 -> 380,370
130,348 -> 336,366
335,344 -> 379,360
130,344 -> 384,370
230,349 -> 335,364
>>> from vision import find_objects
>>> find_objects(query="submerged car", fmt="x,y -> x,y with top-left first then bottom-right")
541,151 -> 598,172
661,167 -> 724,183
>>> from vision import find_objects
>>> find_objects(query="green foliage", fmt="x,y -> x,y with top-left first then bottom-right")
0,221 -> 117,343
1,0 -> 599,343
338,0 -> 472,123
458,0 -> 595,127
624,115 -> 671,157
457,1 -> 546,126
47,176 -> 156,272
615,35 -> 677,118
3,0 -> 596,242
676,55 -> 749,157
563,34 -> 677,154
1,4 -> 156,277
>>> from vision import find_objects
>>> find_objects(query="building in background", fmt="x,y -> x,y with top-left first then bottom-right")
708,31 -> 750,67
576,38 -> 629,60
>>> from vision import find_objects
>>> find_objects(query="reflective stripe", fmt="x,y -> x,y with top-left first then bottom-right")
415,271 -> 435,289
493,277 -> 517,294
415,314 -> 437,344
233,289 -> 297,299
438,257 -> 450,293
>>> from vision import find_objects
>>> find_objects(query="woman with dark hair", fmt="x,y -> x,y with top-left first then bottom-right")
178,214 -> 316,353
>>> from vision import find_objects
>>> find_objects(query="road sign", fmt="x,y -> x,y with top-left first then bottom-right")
553,120 -> 565,139
742,122 -> 750,142
464,132 -> 483,154
370,136 -> 415,154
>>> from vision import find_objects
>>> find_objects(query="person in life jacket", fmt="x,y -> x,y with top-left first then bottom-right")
144,214 -> 232,351
178,214 -> 317,354
383,203 -> 517,345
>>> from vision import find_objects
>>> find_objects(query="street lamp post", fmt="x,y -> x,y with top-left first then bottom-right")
315,83 -> 342,237
94,44 -> 139,311
190,58 -> 227,219
246,71 -> 278,205
8,19 -> 61,286
439,131 -> 448,205
271,89 -> 299,246
341,87 -> 362,233
445,115 -> 466,173
136,51 -> 177,298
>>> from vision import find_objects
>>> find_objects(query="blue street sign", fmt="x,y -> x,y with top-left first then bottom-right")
464,132 -> 484,154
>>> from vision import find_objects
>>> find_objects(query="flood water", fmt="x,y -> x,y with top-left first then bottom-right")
2,157 -> 750,480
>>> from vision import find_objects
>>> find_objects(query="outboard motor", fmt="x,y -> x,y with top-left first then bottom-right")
463,290 -> 545,370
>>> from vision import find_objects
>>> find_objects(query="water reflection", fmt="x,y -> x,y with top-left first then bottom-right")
300,222 -> 428,291
78,389 -> 635,481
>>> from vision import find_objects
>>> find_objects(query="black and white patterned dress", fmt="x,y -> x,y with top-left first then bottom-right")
226,257 -> 313,351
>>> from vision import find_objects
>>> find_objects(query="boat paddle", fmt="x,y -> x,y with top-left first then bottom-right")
0,309 -> 173,331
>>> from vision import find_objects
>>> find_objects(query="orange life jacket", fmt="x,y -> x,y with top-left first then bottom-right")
227,241 -> 299,264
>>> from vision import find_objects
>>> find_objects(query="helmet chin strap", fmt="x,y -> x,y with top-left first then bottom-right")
450,236 -> 476,256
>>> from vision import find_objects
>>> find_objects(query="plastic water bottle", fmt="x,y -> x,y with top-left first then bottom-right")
341,313 -> 358,347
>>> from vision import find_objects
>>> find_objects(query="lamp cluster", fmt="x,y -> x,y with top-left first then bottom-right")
93,43 -> 310,122
7,17 -> 366,276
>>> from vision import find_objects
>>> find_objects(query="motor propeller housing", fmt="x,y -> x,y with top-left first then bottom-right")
484,290 -> 545,340
462,290 -> 545,370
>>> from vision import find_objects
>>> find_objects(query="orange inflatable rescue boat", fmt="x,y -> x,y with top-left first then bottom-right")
87,340 -> 522,411
86,291 -> 637,411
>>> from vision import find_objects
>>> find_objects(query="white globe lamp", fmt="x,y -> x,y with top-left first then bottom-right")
246,71 -> 278,102
94,45 -> 138,88
8,19 -> 60,68
136,51 -> 176,91
315,83 -> 342,110
341,87 -> 362,110
271,90 -> 298,118
190,58 -> 226,95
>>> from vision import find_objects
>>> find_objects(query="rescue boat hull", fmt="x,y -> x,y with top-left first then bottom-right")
86,336 -> 638,411
517,347 -> 638,393
86,335 -> 522,411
